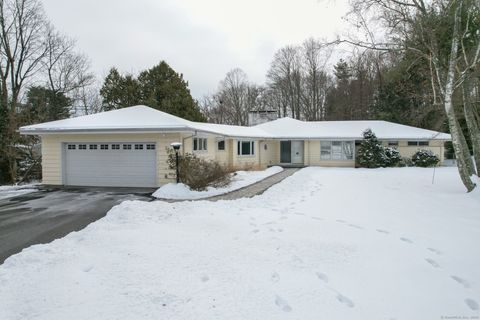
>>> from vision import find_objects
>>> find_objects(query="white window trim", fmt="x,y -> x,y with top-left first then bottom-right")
320,140 -> 354,161
193,137 -> 208,152
237,140 -> 255,157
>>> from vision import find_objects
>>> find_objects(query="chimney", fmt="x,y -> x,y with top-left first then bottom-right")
248,110 -> 278,126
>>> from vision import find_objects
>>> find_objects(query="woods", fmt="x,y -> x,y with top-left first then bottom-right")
1,0 -> 478,191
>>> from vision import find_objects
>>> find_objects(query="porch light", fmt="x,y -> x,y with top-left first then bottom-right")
170,142 -> 182,183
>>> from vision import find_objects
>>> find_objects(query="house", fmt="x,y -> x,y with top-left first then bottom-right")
19,105 -> 451,188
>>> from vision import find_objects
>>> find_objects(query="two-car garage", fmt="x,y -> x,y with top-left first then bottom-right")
63,142 -> 157,188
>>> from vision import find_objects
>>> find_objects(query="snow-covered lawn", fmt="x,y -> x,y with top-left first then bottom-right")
1,167 -> 479,319
152,166 -> 283,199
0,183 -> 38,200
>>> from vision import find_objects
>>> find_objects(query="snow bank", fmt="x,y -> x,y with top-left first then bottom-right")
152,166 -> 283,200
1,168 -> 479,320
0,183 -> 38,200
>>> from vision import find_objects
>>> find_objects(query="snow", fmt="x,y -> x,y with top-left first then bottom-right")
1,167 -> 479,320
152,166 -> 283,199
0,183 -> 38,200
20,105 -> 450,141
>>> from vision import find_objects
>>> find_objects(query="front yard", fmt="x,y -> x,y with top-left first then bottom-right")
0,167 -> 479,319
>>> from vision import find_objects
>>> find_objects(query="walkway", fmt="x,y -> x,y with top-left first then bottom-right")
204,168 -> 300,201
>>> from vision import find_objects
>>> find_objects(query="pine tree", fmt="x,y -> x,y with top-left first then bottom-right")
356,129 -> 385,168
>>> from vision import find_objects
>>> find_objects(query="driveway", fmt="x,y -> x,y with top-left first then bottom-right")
0,186 -> 154,264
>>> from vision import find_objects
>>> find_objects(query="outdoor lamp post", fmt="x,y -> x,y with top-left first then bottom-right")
170,142 -> 182,183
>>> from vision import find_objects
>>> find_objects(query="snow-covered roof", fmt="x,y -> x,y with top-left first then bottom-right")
19,105 -> 451,140
255,117 -> 451,140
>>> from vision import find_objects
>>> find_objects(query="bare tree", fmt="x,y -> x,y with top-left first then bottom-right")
0,0 -> 49,182
342,0 -> 480,191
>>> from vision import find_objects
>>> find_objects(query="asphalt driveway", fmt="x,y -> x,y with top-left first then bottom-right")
0,186 -> 154,264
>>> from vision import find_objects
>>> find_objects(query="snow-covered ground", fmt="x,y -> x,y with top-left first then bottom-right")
152,166 -> 283,199
0,183 -> 38,200
1,167 -> 479,320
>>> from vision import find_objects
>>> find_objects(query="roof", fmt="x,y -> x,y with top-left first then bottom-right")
254,117 -> 451,140
19,105 -> 451,140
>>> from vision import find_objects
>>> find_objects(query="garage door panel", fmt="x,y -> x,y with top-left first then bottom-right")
64,143 -> 157,187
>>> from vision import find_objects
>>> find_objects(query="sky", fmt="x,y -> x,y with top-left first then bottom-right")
42,0 -> 350,100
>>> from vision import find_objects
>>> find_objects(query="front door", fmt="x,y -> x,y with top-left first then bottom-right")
291,141 -> 304,164
280,141 -> 291,163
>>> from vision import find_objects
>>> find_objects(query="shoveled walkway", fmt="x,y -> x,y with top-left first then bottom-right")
204,168 -> 300,201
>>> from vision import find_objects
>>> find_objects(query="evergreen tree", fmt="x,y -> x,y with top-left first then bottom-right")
23,87 -> 71,123
99,62 -> 205,122
356,129 -> 386,168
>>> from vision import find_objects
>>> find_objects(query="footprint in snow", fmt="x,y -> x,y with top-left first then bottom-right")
252,229 -> 260,233
427,247 -> 443,255
336,219 -> 346,224
311,217 -> 324,221
271,272 -> 280,283
348,223 -> 364,230
336,294 -> 355,308
82,265 -> 94,273
451,275 -> 471,288
274,295 -> 292,312
315,272 -> 329,283
465,298 -> 479,311
376,229 -> 389,234
201,275 -> 209,282
425,258 -> 440,268
400,237 -> 413,244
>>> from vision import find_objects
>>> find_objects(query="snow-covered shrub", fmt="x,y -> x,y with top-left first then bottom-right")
412,150 -> 440,167
383,147 -> 402,167
167,149 -> 231,191
398,157 -> 414,167
356,129 -> 400,168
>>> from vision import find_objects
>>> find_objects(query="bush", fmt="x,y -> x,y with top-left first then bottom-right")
398,157 -> 414,167
167,149 -> 231,191
383,147 -> 402,167
356,129 -> 400,168
412,149 -> 440,167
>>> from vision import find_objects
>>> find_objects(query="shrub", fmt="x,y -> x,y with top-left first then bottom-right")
412,149 -> 440,167
357,129 -> 402,168
167,149 -> 231,191
383,147 -> 402,167
398,157 -> 414,167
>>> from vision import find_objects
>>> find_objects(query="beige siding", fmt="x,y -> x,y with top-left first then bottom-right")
382,140 -> 445,163
41,133 -> 183,187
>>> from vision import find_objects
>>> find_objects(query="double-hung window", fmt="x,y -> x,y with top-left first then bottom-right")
408,141 -> 429,146
217,140 -> 225,151
237,141 -> 255,156
193,138 -> 207,151
320,141 -> 353,160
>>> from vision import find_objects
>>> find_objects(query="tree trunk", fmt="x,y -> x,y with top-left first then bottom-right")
463,82 -> 480,174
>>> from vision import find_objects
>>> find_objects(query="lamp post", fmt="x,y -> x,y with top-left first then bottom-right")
170,142 -> 182,183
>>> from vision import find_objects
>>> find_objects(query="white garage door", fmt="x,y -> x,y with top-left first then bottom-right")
64,142 -> 157,187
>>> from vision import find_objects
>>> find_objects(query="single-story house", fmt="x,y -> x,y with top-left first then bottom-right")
19,105 -> 451,188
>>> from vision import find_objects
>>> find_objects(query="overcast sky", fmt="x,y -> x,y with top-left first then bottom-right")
42,0 -> 350,99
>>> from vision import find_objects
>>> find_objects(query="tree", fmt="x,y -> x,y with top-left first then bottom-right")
356,129 -> 386,168
343,0 -> 480,191
23,86 -> 71,123
100,62 -> 205,122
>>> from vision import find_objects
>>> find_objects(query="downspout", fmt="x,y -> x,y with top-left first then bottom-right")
182,131 -> 197,156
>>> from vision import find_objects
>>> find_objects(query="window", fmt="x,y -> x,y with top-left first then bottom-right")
193,138 -> 207,151
320,141 -> 354,160
100,144 -> 108,150
146,144 -> 155,150
78,144 -> 86,150
89,144 -> 97,150
237,141 -> 255,156
408,141 -> 429,146
111,144 -> 120,150
134,144 -> 144,150
320,141 -> 331,160
67,144 -> 76,150
388,141 -> 399,147
123,144 -> 132,150
217,140 -> 225,151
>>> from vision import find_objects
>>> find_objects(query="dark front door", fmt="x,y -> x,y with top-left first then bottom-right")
280,141 -> 291,163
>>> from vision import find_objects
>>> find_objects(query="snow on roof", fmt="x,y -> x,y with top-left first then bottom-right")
254,117 -> 451,140
19,105 -> 451,140
19,105 -> 192,133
